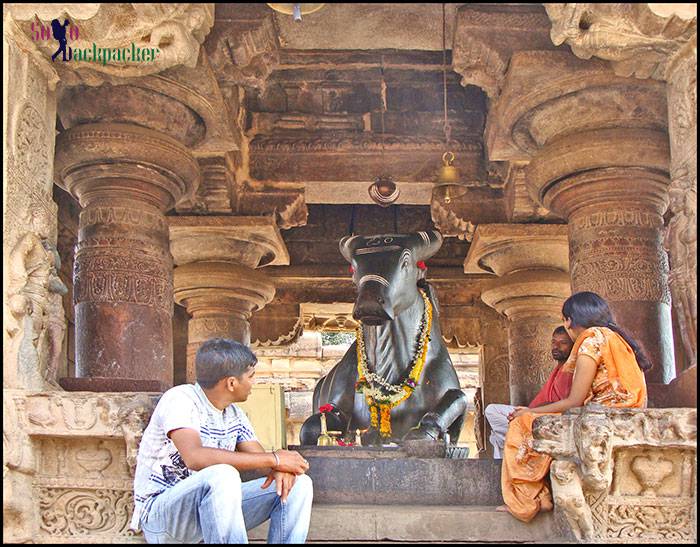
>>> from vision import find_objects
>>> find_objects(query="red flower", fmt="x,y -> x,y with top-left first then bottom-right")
337,440 -> 354,447
349,265 -> 355,274
319,404 -> 334,414
417,261 -> 427,270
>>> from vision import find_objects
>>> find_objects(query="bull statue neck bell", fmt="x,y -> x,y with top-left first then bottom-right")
300,231 -> 468,447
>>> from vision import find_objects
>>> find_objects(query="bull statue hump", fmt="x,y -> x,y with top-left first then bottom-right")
300,231 -> 468,446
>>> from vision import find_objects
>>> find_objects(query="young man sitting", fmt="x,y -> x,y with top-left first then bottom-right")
130,338 -> 313,543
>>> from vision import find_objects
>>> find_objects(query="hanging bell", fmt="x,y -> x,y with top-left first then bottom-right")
433,151 -> 467,204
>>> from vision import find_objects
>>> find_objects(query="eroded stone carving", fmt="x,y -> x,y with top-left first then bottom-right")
6,234 -> 68,390
545,3 -> 696,80
6,4 -> 215,84
533,406 -> 697,543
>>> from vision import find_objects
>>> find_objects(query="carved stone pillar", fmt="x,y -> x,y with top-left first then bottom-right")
170,216 -> 288,382
465,224 -> 570,405
527,129 -> 674,385
54,122 -> 200,391
664,36 -> 697,370
541,3 -> 696,386
487,50 -> 675,387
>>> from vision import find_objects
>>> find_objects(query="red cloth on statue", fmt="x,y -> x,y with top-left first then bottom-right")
527,363 -> 573,408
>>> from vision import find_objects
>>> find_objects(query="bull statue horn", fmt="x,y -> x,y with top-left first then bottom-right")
414,230 -> 443,262
339,235 -> 360,263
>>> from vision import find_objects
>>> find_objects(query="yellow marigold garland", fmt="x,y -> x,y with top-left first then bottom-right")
355,287 -> 433,439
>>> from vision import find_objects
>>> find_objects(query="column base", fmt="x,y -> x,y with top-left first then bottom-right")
58,377 -> 169,392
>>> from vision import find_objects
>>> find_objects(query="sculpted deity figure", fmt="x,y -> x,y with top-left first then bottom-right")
7,233 -> 68,389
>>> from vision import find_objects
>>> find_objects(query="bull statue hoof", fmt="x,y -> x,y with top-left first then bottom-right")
403,422 -> 442,442
301,232 -> 468,446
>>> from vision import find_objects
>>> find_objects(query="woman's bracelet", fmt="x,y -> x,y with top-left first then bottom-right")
271,450 -> 280,467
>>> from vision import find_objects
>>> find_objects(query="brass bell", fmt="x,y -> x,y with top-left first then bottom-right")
433,151 -> 467,204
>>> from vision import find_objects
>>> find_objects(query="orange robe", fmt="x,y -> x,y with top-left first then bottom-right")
501,326 -> 647,522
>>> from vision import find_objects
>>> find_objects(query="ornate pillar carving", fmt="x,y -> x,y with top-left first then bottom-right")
527,129 -> 674,385
487,49 -> 675,387
542,3 -> 697,377
664,36 -> 697,370
465,224 -> 570,406
54,83 -> 203,391
169,215 -> 288,382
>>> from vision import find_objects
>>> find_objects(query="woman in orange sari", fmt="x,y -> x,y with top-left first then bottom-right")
499,291 -> 650,522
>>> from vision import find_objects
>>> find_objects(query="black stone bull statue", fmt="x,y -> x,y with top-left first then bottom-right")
300,231 -> 468,446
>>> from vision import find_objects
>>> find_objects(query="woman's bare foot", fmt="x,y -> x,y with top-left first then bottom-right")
539,496 -> 554,512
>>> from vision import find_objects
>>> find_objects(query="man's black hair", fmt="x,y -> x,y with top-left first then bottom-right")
195,338 -> 257,389
552,326 -> 569,337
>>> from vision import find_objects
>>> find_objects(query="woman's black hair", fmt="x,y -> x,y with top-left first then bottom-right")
562,291 -> 652,372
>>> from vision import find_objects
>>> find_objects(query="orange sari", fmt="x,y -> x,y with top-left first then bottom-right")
501,327 -> 647,522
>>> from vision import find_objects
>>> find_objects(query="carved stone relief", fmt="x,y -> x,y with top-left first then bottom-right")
533,406 -> 697,543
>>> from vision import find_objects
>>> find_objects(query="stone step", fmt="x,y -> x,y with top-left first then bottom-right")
248,504 -> 570,543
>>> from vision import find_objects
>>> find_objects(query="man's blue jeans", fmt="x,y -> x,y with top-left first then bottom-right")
140,464 -> 313,544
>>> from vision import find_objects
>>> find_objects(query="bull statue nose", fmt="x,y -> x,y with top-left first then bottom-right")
353,290 -> 393,324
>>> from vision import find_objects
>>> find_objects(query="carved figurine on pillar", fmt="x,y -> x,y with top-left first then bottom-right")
6,233 -> 68,390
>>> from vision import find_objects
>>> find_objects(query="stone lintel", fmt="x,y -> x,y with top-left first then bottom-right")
485,50 -> 667,162
464,223 -> 569,276
169,215 -> 290,267
249,133 -> 483,183
453,3 -> 556,98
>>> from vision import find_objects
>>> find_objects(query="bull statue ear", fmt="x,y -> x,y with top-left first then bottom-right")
413,230 -> 443,262
339,235 -> 360,263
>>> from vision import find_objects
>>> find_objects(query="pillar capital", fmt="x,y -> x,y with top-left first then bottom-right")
169,215 -> 289,268
173,261 -> 275,319
174,260 -> 275,381
54,122 -> 201,211
464,223 -> 569,277
481,270 -> 571,322
486,50 -> 667,162
526,128 -> 671,219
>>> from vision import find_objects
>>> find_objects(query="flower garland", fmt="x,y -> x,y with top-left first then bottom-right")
355,287 -> 433,439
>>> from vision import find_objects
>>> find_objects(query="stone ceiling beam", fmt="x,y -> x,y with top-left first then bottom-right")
452,3 -> 557,99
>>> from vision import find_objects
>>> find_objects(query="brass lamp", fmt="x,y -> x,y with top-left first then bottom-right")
266,3 -> 325,21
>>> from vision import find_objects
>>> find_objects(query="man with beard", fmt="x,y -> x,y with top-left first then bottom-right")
484,326 -> 574,458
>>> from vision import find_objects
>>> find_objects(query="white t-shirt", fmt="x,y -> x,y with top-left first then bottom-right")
130,383 -> 257,531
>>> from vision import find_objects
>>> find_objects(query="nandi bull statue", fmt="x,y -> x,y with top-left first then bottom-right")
300,231 -> 468,446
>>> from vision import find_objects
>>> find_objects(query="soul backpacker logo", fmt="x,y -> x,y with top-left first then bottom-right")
31,18 -> 160,65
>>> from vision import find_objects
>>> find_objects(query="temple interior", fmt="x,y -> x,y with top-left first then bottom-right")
3,3 -> 697,543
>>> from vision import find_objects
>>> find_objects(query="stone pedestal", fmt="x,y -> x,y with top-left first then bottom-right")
169,215 -> 288,382
465,224 -> 570,406
54,123 -> 200,391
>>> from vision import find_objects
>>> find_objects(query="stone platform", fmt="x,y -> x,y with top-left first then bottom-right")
244,446 -> 570,543
249,505 -> 567,543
